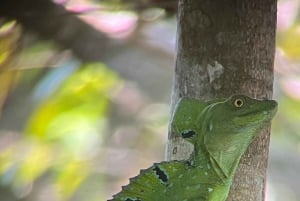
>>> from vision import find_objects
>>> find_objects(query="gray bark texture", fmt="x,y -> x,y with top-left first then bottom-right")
167,1 -> 277,201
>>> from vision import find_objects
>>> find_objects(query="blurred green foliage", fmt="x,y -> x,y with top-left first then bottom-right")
0,62 -> 120,199
0,20 -> 21,117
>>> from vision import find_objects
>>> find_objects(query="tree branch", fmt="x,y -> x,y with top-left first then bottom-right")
0,0 -> 113,61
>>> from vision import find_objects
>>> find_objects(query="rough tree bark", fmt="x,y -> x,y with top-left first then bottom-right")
167,1 -> 276,201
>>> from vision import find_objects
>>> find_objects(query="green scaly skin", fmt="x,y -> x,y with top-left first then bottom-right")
109,95 -> 277,201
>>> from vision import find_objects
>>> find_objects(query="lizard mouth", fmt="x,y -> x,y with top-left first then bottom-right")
238,100 -> 277,119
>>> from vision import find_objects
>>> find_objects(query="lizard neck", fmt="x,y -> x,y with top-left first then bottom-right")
185,142 -> 232,201
191,141 -> 229,183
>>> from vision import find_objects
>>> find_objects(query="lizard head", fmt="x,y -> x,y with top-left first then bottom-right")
202,94 -> 277,177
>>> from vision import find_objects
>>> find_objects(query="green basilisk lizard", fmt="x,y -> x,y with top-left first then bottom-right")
109,95 -> 277,201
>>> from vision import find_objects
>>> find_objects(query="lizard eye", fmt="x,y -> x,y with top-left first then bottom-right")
234,98 -> 244,108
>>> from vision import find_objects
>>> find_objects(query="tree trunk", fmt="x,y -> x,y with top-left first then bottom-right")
167,1 -> 277,201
